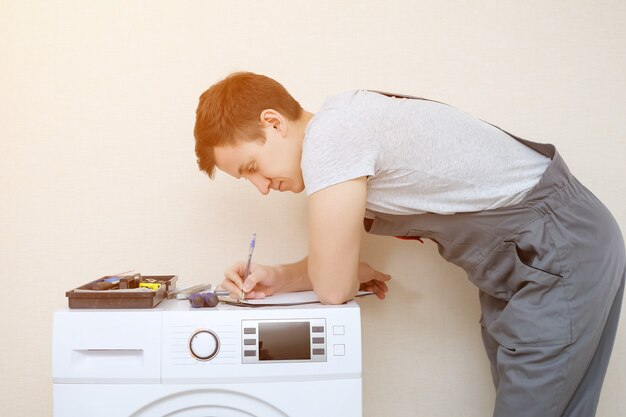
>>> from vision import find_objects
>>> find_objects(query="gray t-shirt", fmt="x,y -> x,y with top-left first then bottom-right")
301,90 -> 550,216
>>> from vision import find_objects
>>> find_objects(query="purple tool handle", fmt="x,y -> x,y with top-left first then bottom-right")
188,292 -> 220,308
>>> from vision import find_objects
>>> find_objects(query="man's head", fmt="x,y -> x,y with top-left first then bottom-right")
194,72 -> 311,194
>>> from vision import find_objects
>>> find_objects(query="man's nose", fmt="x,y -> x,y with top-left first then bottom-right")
248,174 -> 271,195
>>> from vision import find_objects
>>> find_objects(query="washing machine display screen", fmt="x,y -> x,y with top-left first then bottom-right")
258,322 -> 311,361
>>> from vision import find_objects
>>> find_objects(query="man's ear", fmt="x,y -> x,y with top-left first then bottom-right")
260,109 -> 286,135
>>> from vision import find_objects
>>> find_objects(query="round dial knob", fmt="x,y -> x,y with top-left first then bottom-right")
189,329 -> 220,361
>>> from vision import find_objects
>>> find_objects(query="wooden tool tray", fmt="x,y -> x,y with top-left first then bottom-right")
66,275 -> 177,309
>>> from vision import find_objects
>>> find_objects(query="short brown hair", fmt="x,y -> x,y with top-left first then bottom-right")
194,72 -> 303,178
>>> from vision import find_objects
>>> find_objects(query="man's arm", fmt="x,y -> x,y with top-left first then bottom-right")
274,257 -> 311,292
220,257 -> 311,299
308,177 -> 367,304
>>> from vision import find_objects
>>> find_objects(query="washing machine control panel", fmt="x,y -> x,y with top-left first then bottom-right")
241,318 -> 326,364
158,303 -> 361,382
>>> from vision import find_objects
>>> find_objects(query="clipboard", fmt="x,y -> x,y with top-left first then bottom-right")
221,290 -> 374,307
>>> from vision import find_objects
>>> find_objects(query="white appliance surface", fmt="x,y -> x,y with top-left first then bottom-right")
52,295 -> 362,417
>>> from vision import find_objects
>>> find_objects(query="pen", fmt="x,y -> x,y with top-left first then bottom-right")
240,233 -> 256,301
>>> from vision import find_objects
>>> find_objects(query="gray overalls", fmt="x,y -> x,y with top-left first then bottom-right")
364,92 -> 626,417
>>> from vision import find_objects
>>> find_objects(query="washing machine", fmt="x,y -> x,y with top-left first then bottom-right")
52,297 -> 362,416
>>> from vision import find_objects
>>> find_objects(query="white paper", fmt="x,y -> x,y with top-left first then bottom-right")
239,290 -> 374,305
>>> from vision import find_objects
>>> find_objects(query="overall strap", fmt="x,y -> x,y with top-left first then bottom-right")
368,90 -> 447,105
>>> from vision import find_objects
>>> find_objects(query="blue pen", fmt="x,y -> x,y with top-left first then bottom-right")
240,233 -> 256,301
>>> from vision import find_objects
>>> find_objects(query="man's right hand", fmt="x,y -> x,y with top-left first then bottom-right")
219,261 -> 281,300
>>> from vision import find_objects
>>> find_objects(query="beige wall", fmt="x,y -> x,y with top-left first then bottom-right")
1,1 -> 625,415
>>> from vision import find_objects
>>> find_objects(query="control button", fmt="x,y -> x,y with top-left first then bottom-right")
312,326 -> 324,333
244,350 -> 256,357
244,328 -> 256,334
333,325 -> 345,335
312,337 -> 325,344
312,348 -> 325,355
189,329 -> 220,361
244,339 -> 256,346
334,344 -> 345,356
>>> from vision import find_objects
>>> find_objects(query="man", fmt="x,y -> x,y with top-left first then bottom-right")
193,71 -> 625,417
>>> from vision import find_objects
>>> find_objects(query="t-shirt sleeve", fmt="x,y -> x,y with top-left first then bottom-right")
301,108 -> 378,196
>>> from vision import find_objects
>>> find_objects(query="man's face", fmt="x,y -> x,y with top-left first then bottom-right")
214,124 -> 305,195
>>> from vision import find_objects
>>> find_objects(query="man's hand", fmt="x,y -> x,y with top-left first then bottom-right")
358,261 -> 391,299
219,261 -> 281,300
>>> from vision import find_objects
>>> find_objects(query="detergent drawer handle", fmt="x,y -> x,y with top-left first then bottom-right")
71,348 -> 144,370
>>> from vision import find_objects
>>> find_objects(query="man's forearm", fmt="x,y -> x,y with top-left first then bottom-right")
275,256 -> 313,293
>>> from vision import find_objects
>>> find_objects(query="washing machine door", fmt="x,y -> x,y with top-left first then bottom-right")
130,388 -> 288,417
